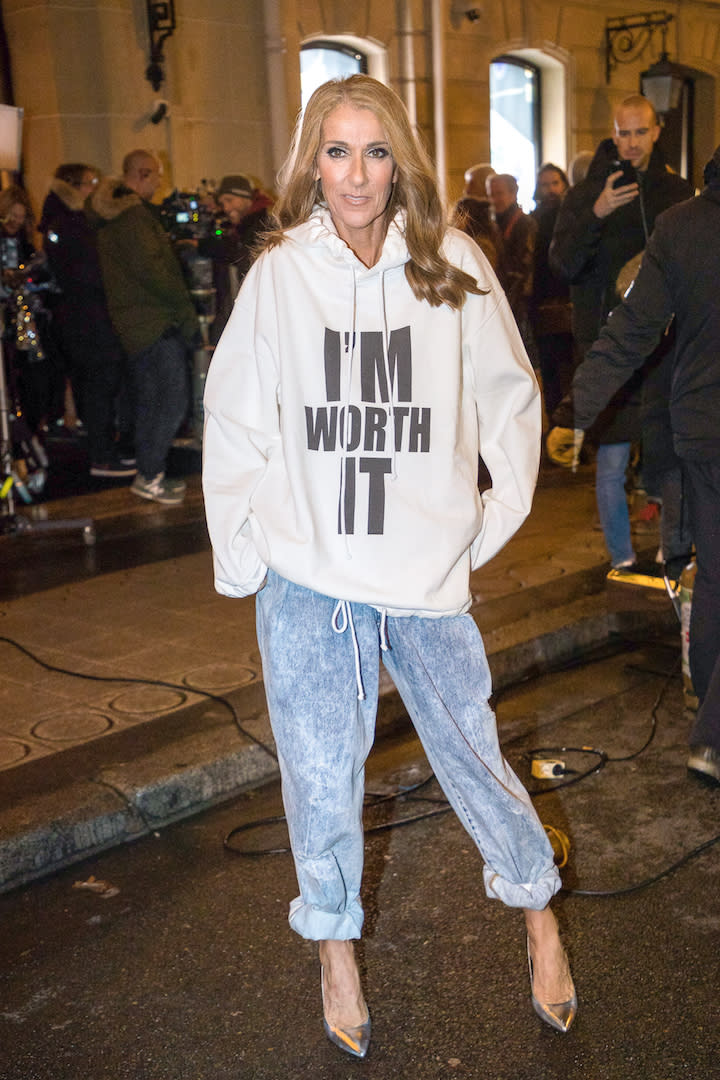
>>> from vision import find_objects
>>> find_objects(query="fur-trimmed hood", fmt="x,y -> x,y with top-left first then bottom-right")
48,176 -> 88,213
88,176 -> 143,224
39,178 -> 91,234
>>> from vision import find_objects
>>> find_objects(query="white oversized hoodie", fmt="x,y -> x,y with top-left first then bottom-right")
202,209 -> 540,617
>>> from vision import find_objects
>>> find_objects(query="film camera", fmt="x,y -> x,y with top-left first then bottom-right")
159,190 -> 219,241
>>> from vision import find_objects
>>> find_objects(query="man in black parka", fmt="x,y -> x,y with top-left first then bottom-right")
549,96 -> 693,569
551,146 -> 720,785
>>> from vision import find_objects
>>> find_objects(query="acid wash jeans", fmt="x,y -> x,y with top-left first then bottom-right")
255,570 -> 560,941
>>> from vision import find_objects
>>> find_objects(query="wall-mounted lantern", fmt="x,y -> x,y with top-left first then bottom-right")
640,54 -> 686,117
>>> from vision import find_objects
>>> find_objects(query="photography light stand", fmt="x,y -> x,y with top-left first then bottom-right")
0,312 -> 95,545
0,102 -> 94,544
183,251 -> 216,443
190,282 -> 215,443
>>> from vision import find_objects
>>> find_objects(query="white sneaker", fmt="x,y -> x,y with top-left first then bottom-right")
130,472 -> 186,505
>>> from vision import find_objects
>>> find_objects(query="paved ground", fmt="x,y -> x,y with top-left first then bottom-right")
1,640 -> 718,1079
0,443 -> 677,896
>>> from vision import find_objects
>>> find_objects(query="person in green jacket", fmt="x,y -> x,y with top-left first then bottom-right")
90,150 -> 199,504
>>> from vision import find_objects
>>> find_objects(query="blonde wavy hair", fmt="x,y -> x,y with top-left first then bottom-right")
268,75 -> 483,310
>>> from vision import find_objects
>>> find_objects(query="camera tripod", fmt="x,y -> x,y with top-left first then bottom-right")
0,317 -> 95,545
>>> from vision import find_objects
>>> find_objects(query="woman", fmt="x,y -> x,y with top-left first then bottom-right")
203,75 -> 576,1058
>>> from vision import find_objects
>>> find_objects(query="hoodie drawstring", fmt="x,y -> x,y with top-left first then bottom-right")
379,608 -> 390,652
331,601 -> 391,701
332,599 -> 365,701
380,269 -> 398,480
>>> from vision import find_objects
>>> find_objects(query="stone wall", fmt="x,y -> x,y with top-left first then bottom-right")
2,0 -> 720,216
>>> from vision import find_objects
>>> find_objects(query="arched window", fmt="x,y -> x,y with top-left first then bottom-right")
489,57 -> 541,211
300,42 -> 367,111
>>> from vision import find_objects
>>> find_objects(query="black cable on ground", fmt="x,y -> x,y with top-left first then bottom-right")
520,655 -> 679,795
223,773 -> 450,855
0,634 -> 278,762
563,832 -> 720,898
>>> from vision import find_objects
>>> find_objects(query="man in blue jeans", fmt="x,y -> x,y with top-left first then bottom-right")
90,150 -> 199,504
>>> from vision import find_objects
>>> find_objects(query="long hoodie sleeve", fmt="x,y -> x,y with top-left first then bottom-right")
571,224 -> 673,431
464,291 -> 541,569
202,261 -> 280,597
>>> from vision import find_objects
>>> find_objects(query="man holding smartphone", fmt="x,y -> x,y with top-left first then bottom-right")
548,96 -> 693,570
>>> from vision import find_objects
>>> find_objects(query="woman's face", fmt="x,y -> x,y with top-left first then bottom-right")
3,202 -> 27,235
315,103 -> 397,258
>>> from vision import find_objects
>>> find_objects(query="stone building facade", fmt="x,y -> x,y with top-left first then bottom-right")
2,0 -> 720,214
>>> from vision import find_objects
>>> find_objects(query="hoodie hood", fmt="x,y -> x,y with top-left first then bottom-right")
89,176 -> 143,225
288,206 -> 411,277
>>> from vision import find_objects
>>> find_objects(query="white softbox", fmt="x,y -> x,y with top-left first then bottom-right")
0,105 -> 23,172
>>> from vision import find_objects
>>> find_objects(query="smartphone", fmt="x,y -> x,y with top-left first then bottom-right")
611,159 -> 637,188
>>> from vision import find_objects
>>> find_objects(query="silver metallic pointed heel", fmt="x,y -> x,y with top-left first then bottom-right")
322,1014 -> 372,1058
527,937 -> 577,1033
321,964 -> 371,1058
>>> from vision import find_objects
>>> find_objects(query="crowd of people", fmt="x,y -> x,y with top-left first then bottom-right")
2,94 -> 710,725
450,97 -> 697,589
0,95 -> 691,524
0,95 -> 702,540
0,157 -> 275,505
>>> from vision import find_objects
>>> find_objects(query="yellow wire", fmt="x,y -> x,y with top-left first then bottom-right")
544,824 -> 571,868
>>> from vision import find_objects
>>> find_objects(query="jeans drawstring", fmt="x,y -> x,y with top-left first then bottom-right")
379,608 -> 390,652
332,600 -> 365,701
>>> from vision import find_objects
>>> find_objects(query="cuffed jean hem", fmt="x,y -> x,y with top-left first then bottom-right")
289,896 -> 363,940
484,864 -> 561,910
